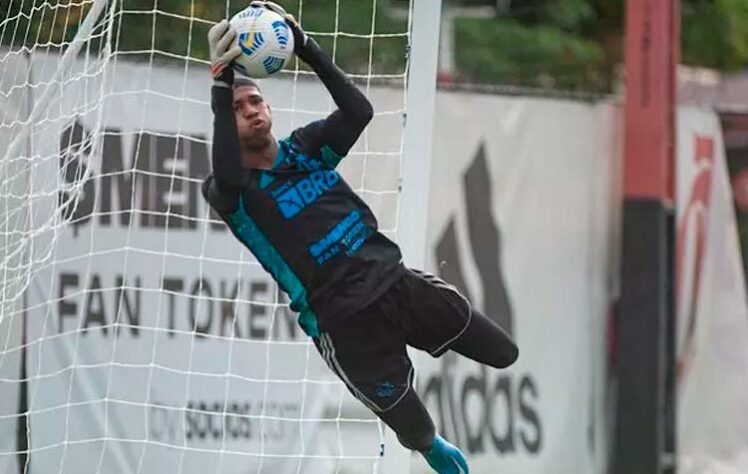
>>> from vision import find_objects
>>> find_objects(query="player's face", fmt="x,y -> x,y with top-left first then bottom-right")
233,85 -> 273,149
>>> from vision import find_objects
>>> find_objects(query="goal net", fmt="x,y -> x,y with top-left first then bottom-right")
0,0 -> 435,472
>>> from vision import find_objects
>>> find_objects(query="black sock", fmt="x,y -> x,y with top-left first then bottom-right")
450,309 -> 519,368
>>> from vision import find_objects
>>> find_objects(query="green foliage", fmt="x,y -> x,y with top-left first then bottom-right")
0,0 -> 407,75
509,0 -> 597,31
271,0 -> 408,75
453,0 -> 748,91
454,17 -> 607,91
452,0 -> 620,91
681,0 -> 748,70
4,0 -> 748,91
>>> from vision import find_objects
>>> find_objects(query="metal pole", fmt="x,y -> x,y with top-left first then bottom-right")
397,0 -> 442,269
385,0 -> 442,472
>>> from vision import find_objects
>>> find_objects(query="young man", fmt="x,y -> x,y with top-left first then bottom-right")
203,3 -> 518,473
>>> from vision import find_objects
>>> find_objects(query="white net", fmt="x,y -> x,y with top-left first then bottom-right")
0,0 -> 421,472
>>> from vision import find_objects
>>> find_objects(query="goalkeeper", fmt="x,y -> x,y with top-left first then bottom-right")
203,3 -> 518,473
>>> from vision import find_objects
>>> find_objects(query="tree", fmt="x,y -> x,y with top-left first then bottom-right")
0,0 -> 407,76
4,0 -> 748,92
452,0 -> 748,92
681,0 -> 748,70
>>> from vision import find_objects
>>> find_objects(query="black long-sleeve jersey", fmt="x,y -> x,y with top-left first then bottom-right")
202,39 -> 404,337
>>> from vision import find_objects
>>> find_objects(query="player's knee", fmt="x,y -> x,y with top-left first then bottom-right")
483,339 -> 519,369
397,428 -> 435,453
498,340 -> 519,368
489,330 -> 520,368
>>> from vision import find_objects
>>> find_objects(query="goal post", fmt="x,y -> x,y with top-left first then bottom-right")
386,0 -> 442,471
1,0 -> 443,473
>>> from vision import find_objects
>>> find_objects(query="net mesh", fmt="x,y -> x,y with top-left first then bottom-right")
0,0 -> 414,472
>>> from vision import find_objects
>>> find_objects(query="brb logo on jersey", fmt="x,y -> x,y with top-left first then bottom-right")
274,170 -> 341,219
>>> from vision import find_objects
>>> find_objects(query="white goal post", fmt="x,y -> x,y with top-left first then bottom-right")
0,0 -> 442,472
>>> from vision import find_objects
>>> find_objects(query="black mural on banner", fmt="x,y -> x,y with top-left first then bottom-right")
52,119 -> 307,341
58,118 -> 225,236
420,142 -> 543,457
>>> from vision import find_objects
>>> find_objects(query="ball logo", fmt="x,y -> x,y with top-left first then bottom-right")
271,20 -> 290,48
262,56 -> 285,75
238,7 -> 264,19
238,31 -> 264,57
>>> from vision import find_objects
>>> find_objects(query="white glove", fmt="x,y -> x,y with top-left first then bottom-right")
208,19 -> 241,85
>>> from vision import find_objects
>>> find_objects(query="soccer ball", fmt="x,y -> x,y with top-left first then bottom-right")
229,6 -> 295,79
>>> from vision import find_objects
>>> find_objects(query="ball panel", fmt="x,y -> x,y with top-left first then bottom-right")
262,56 -> 286,75
270,20 -> 290,47
229,6 -> 295,79
238,31 -> 265,58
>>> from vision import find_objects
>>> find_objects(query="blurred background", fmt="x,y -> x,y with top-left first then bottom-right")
6,0 -> 748,92
2,1 -> 748,474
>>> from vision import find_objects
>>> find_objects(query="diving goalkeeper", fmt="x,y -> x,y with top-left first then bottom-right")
203,3 -> 518,473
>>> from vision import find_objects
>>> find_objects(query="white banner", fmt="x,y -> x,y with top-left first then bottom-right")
0,50 -> 31,474
6,53 -> 626,474
676,107 -> 748,473
0,310 -> 23,474
417,93 -> 619,474
19,54 -> 406,474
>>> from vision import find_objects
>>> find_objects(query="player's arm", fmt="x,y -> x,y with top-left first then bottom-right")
257,2 -> 374,159
205,20 -> 243,212
294,37 -> 374,157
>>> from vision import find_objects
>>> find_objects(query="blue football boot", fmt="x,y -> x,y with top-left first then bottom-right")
421,434 -> 470,474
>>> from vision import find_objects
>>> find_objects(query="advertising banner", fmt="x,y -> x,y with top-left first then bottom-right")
18,55 -> 405,474
418,92 -> 620,474
676,107 -> 748,474
0,50 -> 31,474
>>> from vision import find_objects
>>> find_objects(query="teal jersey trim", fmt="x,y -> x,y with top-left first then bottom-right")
271,143 -> 286,169
320,144 -> 344,169
227,197 -> 320,337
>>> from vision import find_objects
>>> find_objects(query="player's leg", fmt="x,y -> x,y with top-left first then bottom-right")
403,269 -> 518,369
450,307 -> 518,368
379,390 -> 469,474
312,288 -> 470,473
313,332 -> 469,473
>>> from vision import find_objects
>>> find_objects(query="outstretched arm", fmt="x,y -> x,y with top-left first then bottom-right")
256,1 -> 374,158
207,20 -> 244,196
211,85 -> 244,191
295,38 -> 374,158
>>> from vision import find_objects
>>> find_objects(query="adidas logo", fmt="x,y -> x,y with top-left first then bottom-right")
435,141 -> 514,336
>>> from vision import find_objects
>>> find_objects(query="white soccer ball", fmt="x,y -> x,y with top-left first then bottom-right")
229,6 -> 295,79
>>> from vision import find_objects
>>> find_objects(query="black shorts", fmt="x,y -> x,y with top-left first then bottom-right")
313,267 -> 472,412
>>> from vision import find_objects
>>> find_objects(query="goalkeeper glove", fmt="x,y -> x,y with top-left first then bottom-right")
249,1 -> 310,59
208,19 -> 242,87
